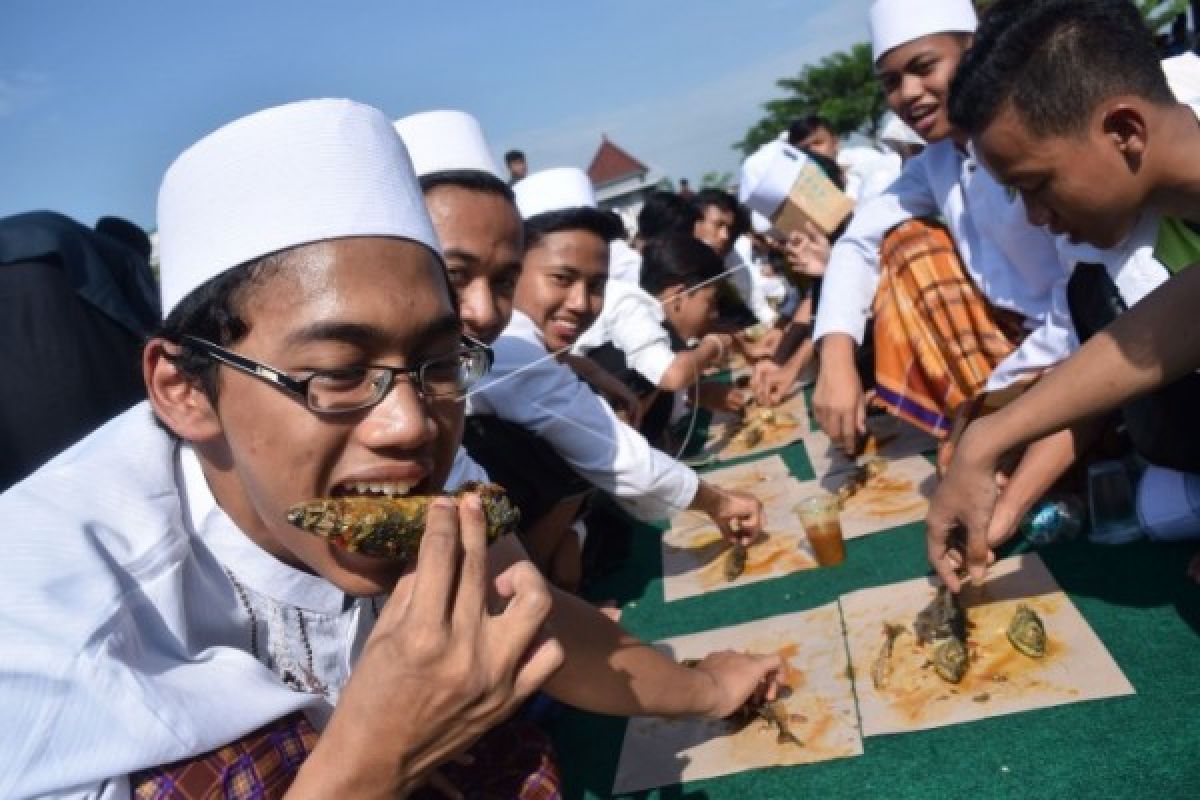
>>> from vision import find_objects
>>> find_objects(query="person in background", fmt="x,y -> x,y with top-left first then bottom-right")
677,178 -> 694,199
0,210 -> 160,490
924,0 -> 1200,589
788,114 -> 902,202
505,148 -> 528,184
811,0 -> 1094,553
466,167 -> 764,591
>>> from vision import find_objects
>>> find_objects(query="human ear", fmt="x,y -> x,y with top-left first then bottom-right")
1102,105 -> 1148,170
143,338 -> 223,442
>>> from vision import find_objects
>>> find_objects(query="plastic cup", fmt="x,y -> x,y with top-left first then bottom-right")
795,494 -> 846,566
1086,460 -> 1142,545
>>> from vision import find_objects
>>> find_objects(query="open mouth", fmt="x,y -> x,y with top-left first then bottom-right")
330,481 -> 417,499
906,105 -> 938,134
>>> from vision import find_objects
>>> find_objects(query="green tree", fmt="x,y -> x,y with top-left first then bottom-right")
739,1 -> 1187,158
736,42 -> 884,156
700,170 -> 734,190
1132,0 -> 1188,32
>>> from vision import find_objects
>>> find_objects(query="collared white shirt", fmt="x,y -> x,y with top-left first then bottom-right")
726,237 -> 782,327
467,310 -> 699,521
608,238 -> 642,284
572,279 -> 677,386
813,139 -> 1073,388
837,145 -> 901,202
0,406 -> 485,799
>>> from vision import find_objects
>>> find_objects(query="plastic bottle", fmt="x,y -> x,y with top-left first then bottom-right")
1019,494 -> 1086,547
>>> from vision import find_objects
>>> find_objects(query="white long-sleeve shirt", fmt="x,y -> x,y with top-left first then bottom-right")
468,310 -> 699,521
572,278 -> 677,385
813,139 -> 1072,389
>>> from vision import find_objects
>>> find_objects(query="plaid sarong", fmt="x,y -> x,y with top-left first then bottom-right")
132,712 -> 316,799
871,220 -> 1027,438
132,713 -> 560,799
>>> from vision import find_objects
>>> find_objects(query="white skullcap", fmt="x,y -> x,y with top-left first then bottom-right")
393,109 -> 502,179
869,0 -> 977,62
878,111 -> 925,150
737,139 -> 786,207
157,98 -> 439,316
513,167 -> 597,220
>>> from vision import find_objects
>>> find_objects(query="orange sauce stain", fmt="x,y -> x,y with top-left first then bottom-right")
695,533 -> 816,588
872,597 -> 1068,725
843,472 -> 928,518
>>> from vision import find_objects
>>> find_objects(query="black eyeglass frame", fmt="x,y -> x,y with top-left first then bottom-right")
178,333 -> 494,412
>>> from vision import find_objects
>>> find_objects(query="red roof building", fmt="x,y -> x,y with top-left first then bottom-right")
584,135 -> 664,216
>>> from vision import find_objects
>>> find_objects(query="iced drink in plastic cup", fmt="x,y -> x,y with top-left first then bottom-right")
795,494 -> 845,566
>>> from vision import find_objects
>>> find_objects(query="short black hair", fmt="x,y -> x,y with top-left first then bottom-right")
157,251 -> 290,400
692,187 -> 738,217
504,150 -> 526,164
524,207 -> 626,250
949,0 -> 1175,137
787,115 -> 834,148
637,190 -> 701,240
640,233 -> 725,297
419,169 -> 516,203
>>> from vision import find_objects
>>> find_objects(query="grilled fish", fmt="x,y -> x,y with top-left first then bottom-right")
1006,603 -> 1047,658
871,623 -> 906,690
724,541 -> 748,581
915,585 -> 970,684
286,481 -> 520,560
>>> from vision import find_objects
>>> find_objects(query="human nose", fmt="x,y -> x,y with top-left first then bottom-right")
355,377 -> 437,451
899,74 -> 924,104
458,280 -> 501,342
565,281 -> 589,313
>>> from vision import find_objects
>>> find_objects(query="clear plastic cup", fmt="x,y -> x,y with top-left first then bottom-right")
794,494 -> 846,566
1086,460 -> 1142,545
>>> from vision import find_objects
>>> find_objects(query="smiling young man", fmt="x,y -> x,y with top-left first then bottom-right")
921,0 -> 1200,588
809,0 -> 1098,551
465,168 -> 764,589
0,100 -> 781,798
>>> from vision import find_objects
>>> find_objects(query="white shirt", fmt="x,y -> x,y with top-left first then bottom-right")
813,139 -> 1073,388
725,238 -> 782,327
467,310 -> 699,521
608,238 -> 642,284
0,406 -> 351,798
837,145 -> 900,202
572,279 -> 676,385
0,407 -> 485,799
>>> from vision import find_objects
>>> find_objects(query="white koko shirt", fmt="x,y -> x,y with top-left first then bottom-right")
467,310 -> 699,521
0,404 -> 485,799
572,278 -> 677,386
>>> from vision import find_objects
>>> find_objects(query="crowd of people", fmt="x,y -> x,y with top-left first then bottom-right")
2,0 -> 1198,796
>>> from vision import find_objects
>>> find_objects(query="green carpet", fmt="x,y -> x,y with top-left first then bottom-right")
547,432 -> 1200,799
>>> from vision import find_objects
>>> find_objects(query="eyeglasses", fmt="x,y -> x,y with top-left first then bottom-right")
180,334 -> 493,414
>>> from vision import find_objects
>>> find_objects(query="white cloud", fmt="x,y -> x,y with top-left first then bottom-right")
0,71 -> 51,117
498,2 -> 871,183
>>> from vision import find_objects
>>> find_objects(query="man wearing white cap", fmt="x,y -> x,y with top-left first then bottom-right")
466,167 -> 764,589
809,0 -> 1099,547
0,100 -> 781,797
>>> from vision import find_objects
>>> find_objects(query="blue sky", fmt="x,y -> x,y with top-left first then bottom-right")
2,0 -> 872,230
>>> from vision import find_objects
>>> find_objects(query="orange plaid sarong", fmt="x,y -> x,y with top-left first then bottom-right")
871,220 -> 1027,438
